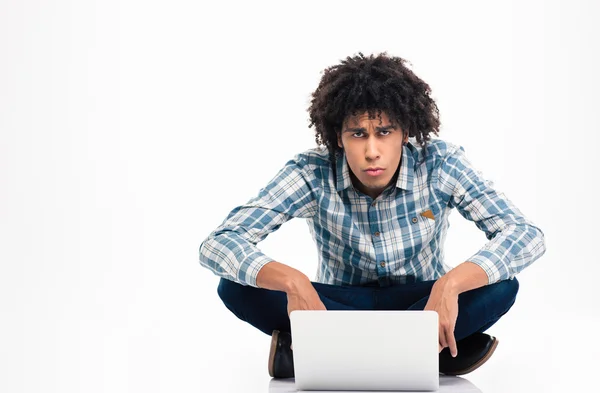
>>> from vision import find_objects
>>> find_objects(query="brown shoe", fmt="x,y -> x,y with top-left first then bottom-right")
439,333 -> 499,376
268,330 -> 294,378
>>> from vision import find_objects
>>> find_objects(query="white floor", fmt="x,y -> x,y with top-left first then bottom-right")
5,312 -> 598,392
268,376 -> 482,393
198,316 -> 599,392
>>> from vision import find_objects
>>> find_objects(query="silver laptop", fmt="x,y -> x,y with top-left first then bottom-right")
289,310 -> 439,391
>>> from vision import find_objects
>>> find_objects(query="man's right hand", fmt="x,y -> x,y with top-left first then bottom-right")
286,279 -> 327,318
255,261 -> 327,319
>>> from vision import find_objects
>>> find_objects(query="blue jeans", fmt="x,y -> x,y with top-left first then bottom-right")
217,276 -> 519,343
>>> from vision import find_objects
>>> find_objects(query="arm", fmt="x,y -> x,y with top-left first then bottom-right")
436,145 -> 547,288
255,260 -> 311,293
199,153 -> 319,288
437,261 -> 489,295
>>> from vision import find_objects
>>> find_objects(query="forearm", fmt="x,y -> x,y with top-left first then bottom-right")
440,261 -> 490,295
256,261 -> 310,294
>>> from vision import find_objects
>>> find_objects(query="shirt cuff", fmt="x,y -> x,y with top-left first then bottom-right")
465,250 -> 511,285
236,250 -> 275,288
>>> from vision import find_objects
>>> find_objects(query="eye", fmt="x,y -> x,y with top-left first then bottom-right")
352,131 -> 364,138
352,130 -> 391,138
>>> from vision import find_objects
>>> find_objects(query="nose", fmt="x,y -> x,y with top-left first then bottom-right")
365,138 -> 380,160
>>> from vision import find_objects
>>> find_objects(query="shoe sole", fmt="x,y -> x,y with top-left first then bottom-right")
447,337 -> 499,376
268,330 -> 279,378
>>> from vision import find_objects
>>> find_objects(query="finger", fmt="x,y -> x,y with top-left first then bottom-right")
439,330 -> 448,349
446,329 -> 458,357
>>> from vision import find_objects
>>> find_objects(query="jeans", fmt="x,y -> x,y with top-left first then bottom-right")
217,275 -> 519,343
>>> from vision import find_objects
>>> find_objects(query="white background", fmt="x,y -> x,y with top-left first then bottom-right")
1,0 -> 599,392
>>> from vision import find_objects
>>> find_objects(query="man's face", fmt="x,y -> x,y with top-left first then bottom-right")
337,110 -> 408,200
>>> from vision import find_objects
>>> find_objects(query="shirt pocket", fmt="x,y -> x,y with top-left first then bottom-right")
389,207 -> 437,262
415,208 -> 437,240
393,207 -> 436,243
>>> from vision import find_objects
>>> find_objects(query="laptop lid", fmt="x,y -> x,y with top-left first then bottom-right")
289,310 -> 439,391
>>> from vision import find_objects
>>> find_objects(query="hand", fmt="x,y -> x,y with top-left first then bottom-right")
286,279 -> 327,319
424,278 -> 459,357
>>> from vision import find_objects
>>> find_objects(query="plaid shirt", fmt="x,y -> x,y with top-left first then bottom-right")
199,138 -> 546,288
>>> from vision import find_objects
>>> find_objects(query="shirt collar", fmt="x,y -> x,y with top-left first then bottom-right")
335,140 -> 417,193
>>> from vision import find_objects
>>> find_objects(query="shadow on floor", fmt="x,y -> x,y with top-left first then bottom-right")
268,375 -> 481,392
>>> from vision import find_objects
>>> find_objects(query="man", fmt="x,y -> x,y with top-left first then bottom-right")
199,52 -> 546,378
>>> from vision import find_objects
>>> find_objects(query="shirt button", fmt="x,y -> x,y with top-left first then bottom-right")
374,231 -> 380,237
380,262 -> 385,267
371,201 -> 377,207
411,217 -> 418,223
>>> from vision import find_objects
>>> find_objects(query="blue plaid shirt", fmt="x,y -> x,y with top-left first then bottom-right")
199,138 -> 546,288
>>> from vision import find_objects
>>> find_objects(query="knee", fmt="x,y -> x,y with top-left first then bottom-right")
505,276 -> 519,296
496,276 -> 520,305
217,277 -> 243,307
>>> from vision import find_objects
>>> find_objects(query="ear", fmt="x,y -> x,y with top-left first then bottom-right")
337,134 -> 343,149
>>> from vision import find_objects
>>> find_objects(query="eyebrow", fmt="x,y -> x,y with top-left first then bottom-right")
343,125 -> 396,133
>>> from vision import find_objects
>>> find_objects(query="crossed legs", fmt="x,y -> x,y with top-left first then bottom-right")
217,276 -> 519,341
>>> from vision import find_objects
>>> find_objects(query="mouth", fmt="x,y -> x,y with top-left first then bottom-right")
365,168 -> 385,177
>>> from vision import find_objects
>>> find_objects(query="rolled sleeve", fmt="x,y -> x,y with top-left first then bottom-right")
199,153 -> 319,287
199,232 -> 276,287
436,145 -> 547,285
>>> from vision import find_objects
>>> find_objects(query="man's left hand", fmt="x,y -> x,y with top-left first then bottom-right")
424,278 -> 459,357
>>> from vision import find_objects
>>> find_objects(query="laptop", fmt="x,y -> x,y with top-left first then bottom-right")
289,310 -> 439,391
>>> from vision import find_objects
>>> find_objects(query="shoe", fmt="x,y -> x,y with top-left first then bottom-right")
268,330 -> 294,378
439,333 -> 499,376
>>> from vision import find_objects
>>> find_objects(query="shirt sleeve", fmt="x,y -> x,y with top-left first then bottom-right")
199,153 -> 319,288
436,145 -> 547,285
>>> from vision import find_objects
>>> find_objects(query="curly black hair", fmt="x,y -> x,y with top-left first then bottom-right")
307,51 -> 441,170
